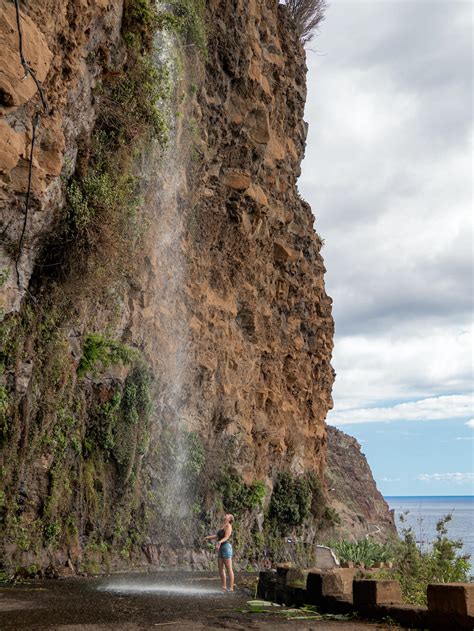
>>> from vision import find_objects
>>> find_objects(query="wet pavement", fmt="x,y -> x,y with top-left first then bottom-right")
0,572 -> 396,630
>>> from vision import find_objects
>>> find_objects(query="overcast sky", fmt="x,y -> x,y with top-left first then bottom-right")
298,0 -> 473,495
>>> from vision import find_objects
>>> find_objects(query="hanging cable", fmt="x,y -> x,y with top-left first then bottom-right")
13,0 -> 49,114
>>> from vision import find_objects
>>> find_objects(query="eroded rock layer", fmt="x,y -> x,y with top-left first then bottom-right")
0,0 -> 123,312
186,0 -> 335,480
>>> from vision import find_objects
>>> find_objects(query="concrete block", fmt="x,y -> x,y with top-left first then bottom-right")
279,585 -> 307,607
286,567 -> 307,587
306,570 -> 351,603
306,571 -> 324,603
291,586 -> 307,607
427,583 -> 474,617
256,570 -> 277,599
335,568 -> 357,597
275,565 -> 290,584
321,572 -> 345,598
353,579 -> 403,607
274,583 -> 285,605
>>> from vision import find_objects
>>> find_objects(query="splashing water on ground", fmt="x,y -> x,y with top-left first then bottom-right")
99,582 -> 222,596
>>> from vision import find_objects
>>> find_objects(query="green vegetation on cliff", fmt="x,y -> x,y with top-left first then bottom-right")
219,471 -> 266,516
268,471 -> 338,530
77,334 -> 138,378
268,471 -> 316,528
0,0 -> 189,574
156,0 -> 207,56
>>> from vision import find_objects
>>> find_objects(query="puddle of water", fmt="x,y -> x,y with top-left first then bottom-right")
98,582 -> 222,596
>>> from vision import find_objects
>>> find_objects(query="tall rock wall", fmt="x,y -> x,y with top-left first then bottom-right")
0,0 -> 390,575
185,0 -> 335,480
0,0 -> 124,312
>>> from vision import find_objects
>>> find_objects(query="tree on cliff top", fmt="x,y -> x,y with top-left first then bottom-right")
285,0 -> 328,44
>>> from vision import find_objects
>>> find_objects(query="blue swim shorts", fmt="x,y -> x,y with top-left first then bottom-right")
218,542 -> 233,559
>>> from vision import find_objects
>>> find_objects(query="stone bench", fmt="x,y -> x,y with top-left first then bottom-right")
256,570 -> 278,601
257,571 -> 474,629
427,583 -> 474,617
353,579 -> 403,607
306,569 -> 357,602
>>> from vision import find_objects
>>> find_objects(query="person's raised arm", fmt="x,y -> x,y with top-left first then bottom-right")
204,534 -> 217,541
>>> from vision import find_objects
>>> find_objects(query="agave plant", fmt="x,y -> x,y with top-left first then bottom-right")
329,538 -> 395,568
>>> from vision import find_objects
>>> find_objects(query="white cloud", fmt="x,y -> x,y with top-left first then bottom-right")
465,419 -> 474,428
329,325 -> 472,411
456,437 -> 474,441
416,473 -> 474,484
329,394 -> 473,426
300,1 -> 472,421
381,477 -> 400,482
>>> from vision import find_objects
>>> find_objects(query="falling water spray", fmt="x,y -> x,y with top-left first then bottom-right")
144,15 -> 196,539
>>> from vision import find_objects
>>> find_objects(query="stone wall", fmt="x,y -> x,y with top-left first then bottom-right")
258,569 -> 474,630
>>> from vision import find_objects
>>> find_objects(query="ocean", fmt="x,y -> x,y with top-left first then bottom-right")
385,496 -> 474,572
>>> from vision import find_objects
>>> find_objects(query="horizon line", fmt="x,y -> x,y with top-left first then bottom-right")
384,494 -> 474,498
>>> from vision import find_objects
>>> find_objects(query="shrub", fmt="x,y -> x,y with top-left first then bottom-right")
121,364 -> 152,426
330,538 -> 394,568
353,513 -> 472,605
323,505 -> 341,525
268,471 -> 316,528
184,431 -> 206,478
123,0 -> 160,46
219,471 -> 266,516
86,364 -> 152,474
77,334 -> 137,378
387,514 -> 471,605
88,391 -> 122,455
157,0 -> 207,56
97,56 -> 170,148
66,162 -> 139,231
285,0 -> 328,44
44,522 -> 61,545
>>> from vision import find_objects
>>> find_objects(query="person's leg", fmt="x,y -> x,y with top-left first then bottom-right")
223,557 -> 234,591
218,557 -> 227,590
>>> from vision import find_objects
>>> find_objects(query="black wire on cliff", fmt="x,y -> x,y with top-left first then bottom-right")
13,0 -> 49,287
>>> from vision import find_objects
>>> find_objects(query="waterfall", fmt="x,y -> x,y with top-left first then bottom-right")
144,22 -> 195,539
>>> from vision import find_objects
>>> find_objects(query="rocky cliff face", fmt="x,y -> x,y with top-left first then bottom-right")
0,0 -> 124,311
322,426 -> 396,542
0,0 -> 389,575
186,0 -> 334,480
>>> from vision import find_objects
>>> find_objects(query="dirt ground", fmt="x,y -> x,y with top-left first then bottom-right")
0,572 -> 397,630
